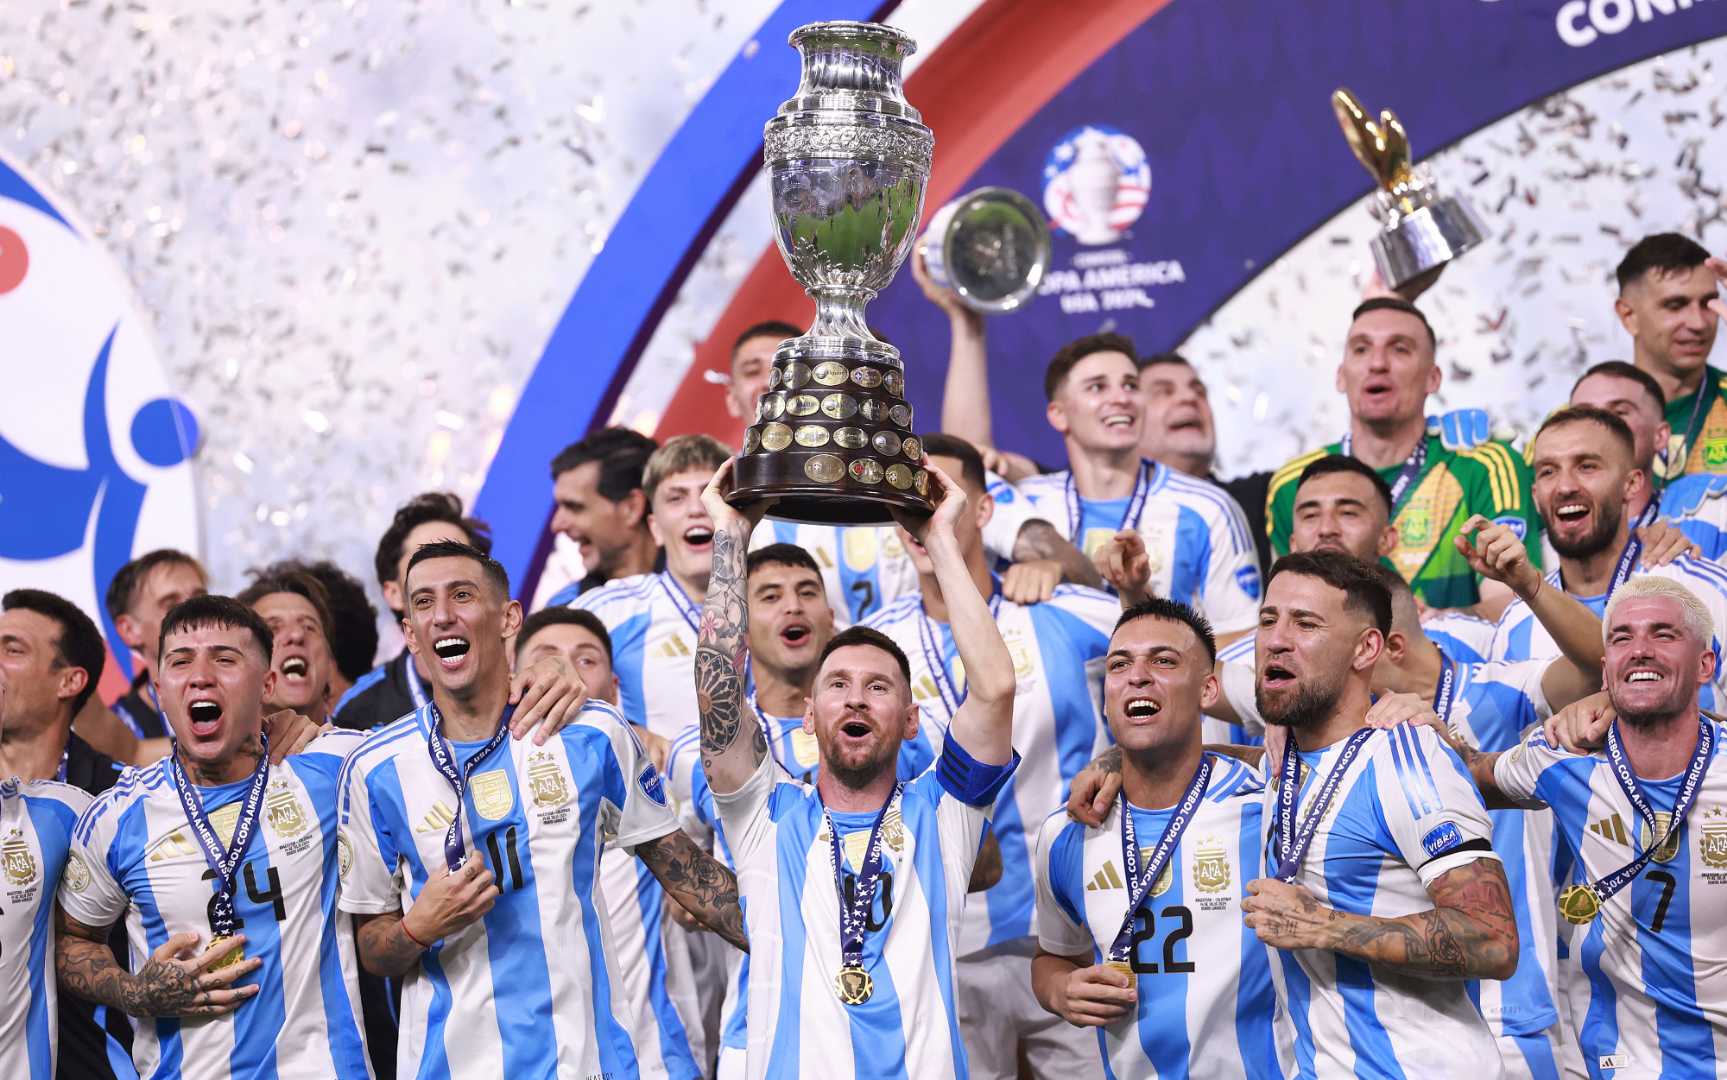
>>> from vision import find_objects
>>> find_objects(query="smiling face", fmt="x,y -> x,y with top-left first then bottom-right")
1290,470 -> 1396,562
1138,360 -> 1216,468
747,562 -> 834,683
251,591 -> 335,717
1255,571 -> 1382,730
1617,264 -> 1721,384
519,622 -> 617,705
1532,420 -> 1637,561
1103,614 -> 1216,758
1335,308 -> 1439,429
649,466 -> 718,589
1570,372 -> 1670,473
159,622 -> 272,777
1604,595 -> 1714,728
0,609 -> 86,737
403,555 -> 522,700
551,462 -> 645,577
727,333 -> 783,422
805,643 -> 918,791
1047,350 -> 1142,452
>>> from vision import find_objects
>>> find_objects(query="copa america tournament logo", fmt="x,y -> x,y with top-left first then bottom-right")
1042,125 -> 1151,245
0,152 -> 201,675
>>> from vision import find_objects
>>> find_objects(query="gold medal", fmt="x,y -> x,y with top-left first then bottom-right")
835,965 -> 874,1006
1102,958 -> 1135,978
207,934 -> 245,970
1557,884 -> 1602,925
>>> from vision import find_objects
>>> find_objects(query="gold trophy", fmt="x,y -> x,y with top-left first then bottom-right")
1332,88 -> 1486,290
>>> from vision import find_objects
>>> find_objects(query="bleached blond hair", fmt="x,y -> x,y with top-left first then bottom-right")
1603,575 -> 1715,646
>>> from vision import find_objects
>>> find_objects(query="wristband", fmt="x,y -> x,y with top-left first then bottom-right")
400,915 -> 431,950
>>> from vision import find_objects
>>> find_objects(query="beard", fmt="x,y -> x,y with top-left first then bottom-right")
1257,672 -> 1344,731
1546,499 -> 1623,560
1610,677 -> 1695,730
826,754 -> 893,792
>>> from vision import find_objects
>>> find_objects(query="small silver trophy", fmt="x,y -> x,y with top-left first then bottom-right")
728,21 -> 935,525
1332,88 -> 1487,290
918,187 -> 1051,314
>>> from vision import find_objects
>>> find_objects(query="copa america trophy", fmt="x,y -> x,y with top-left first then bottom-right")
727,21 -> 935,525
1332,88 -> 1487,290
918,187 -> 1051,314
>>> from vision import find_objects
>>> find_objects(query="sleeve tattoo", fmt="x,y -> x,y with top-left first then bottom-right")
56,910 -> 218,1016
1329,859 -> 1518,979
695,525 -> 767,773
638,830 -> 749,953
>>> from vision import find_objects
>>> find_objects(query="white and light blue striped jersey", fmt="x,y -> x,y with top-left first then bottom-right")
863,583 -> 1115,955
749,523 -> 917,627
1661,472 -> 1727,560
569,572 -> 702,739
981,469 -> 1048,567
1015,462 -> 1261,634
1422,610 -> 1499,664
1494,722 -> 1727,1078
1,779 -> 90,1080
713,739 -> 1015,1080
666,706 -> 936,1054
336,700 -> 681,1079
1265,725 -> 1505,1079
61,732 -> 371,1080
1488,559 -> 1727,709
594,845 -> 705,1080
1032,754 -> 1290,1079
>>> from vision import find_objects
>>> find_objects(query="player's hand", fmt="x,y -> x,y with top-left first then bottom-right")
261,709 -> 323,762
1002,558 -> 1061,604
1052,963 -> 1136,1027
1243,879 -> 1341,951
1426,408 -> 1491,452
891,460 -> 967,550
1363,691 -> 1441,733
701,458 -> 770,537
1543,690 -> 1613,754
1094,529 -> 1152,603
1454,514 -> 1542,599
406,858 -> 499,942
910,245 -> 973,321
633,724 -> 671,773
980,446 -> 1039,485
1065,761 -> 1120,828
125,931 -> 262,1017
1634,521 -> 1700,567
508,655 -> 589,745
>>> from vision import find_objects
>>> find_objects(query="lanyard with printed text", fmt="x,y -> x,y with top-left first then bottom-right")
1600,718 -> 1712,898
1342,433 -> 1427,511
823,783 -> 902,1004
1273,728 -> 1375,882
1108,756 -> 1213,965
1066,459 -> 1154,541
1433,654 -> 1459,729
424,704 -> 516,871
169,741 -> 271,939
658,572 -> 702,637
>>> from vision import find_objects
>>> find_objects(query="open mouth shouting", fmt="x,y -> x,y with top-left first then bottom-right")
432,635 -> 472,670
1552,500 -> 1593,528
1259,662 -> 1298,692
839,715 -> 874,741
1122,696 -> 1161,722
187,698 -> 224,738
683,526 -> 715,553
278,654 -> 310,682
779,620 -> 814,650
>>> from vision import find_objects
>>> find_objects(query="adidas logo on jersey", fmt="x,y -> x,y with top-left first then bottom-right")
1589,814 -> 1630,846
652,634 -> 692,659
1087,862 -> 1125,891
416,802 -> 456,835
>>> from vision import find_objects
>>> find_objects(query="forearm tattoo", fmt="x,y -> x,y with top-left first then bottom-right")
57,917 -> 203,1017
695,525 -> 766,772
354,913 -> 425,979
639,830 -> 749,953
1332,860 -> 1517,979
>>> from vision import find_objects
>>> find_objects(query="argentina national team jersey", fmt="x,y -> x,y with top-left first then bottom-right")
337,700 -> 680,1079
1015,461 -> 1261,635
1,779 -> 91,1080
1266,725 -> 1505,1079
570,572 -> 701,738
863,583 -> 1115,955
1494,721 -> 1727,1078
1032,754 -> 1290,1079
713,738 -> 1016,1080
1660,472 -> 1727,559
751,522 -> 917,627
60,732 -> 371,1080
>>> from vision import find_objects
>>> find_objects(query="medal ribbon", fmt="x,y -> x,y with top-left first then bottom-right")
405,653 -> 429,710
1341,434 -> 1428,511
1273,728 -> 1375,882
1065,459 -> 1154,542
424,703 -> 517,871
169,740 -> 272,939
1107,757 -> 1213,963
1604,502 -> 1658,600
658,572 -> 703,637
1667,373 -> 1718,483
1579,717 -> 1716,908
824,784 -> 903,973
916,589 -> 1003,722
749,694 -> 784,769
1433,654 -> 1459,729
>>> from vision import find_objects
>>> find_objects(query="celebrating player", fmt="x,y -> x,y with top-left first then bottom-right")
696,456 -> 1019,1078
337,539 -> 744,1077
237,566 -> 341,725
1030,599 -> 1288,1078
541,426 -> 663,606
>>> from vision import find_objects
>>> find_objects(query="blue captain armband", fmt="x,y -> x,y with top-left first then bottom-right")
935,738 -> 1020,808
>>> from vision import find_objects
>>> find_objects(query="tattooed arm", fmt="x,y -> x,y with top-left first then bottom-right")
637,829 -> 749,953
1011,520 -> 1104,589
56,908 -> 262,1016
695,461 -> 771,797
1242,860 -> 1518,980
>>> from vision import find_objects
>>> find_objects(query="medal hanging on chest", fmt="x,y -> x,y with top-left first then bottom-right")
823,784 -> 902,1006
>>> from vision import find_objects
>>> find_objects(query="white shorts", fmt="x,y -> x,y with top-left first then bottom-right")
957,950 -> 1104,1080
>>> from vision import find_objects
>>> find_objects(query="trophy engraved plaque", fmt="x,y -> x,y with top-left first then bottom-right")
918,187 -> 1051,314
727,21 -> 934,525
1332,88 -> 1487,290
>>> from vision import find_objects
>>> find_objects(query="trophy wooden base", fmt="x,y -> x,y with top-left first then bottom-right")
728,452 -> 932,526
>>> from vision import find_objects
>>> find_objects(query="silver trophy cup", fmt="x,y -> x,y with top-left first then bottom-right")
918,187 -> 1051,314
728,21 -> 935,525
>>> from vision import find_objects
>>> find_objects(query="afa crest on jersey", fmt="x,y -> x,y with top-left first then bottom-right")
2,829 -> 36,886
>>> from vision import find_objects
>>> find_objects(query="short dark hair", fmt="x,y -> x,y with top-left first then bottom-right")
104,549 -> 206,622
548,426 -> 660,515
1349,297 -> 1436,349
287,560 -> 379,683
747,543 -> 822,579
372,493 -> 492,591
4,589 -> 106,714
1112,598 -> 1217,665
159,595 -> 274,666
1297,454 -> 1395,518
516,606 -> 614,661
1136,351 -> 1192,372
1535,404 -> 1637,462
235,567 -> 335,646
1615,232 -> 1711,292
731,320 -> 801,359
1265,551 -> 1393,635
1044,332 -> 1138,401
1572,360 -> 1668,411
404,539 -> 512,599
917,432 -> 988,491
818,625 -> 912,687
